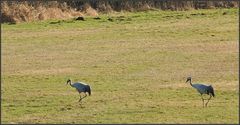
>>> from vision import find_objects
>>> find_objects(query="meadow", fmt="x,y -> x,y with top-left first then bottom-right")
1,8 -> 239,123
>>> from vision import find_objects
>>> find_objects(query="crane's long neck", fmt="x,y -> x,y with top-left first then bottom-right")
189,79 -> 193,86
69,80 -> 74,87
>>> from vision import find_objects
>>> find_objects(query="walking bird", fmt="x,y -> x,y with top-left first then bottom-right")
66,79 -> 91,102
186,76 -> 215,107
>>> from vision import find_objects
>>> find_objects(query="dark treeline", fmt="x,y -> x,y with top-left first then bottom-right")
66,0 -> 239,12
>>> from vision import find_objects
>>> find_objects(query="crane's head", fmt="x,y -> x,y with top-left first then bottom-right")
186,76 -> 191,83
66,79 -> 71,85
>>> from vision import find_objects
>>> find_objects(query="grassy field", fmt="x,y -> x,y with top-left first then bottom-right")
1,8 -> 239,124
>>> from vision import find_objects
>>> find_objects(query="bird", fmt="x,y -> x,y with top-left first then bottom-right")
186,76 -> 215,107
66,79 -> 91,102
75,16 -> 85,21
107,18 -> 113,22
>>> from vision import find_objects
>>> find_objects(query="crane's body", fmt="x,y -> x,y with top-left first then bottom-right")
186,77 -> 215,107
70,82 -> 91,95
66,79 -> 91,102
191,83 -> 215,97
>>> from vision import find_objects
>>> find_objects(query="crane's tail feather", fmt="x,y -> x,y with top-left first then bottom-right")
209,85 -> 215,97
86,85 -> 91,96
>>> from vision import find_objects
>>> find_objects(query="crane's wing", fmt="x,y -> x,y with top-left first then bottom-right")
72,83 -> 87,91
192,83 -> 209,94
192,83 -> 215,97
192,83 -> 208,90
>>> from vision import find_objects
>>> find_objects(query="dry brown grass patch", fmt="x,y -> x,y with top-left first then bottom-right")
1,1 -> 83,23
81,3 -> 99,16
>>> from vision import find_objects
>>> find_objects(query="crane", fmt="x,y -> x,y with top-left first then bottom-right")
186,76 -> 215,107
66,79 -> 91,102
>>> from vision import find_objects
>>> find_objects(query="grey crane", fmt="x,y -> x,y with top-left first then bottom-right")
186,76 -> 215,107
66,79 -> 91,102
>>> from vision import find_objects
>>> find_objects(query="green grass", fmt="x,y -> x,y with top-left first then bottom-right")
1,8 -> 239,124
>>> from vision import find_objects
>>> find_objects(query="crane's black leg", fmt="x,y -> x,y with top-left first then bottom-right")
205,95 -> 212,107
79,93 -> 82,102
201,95 -> 205,108
80,93 -> 87,100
